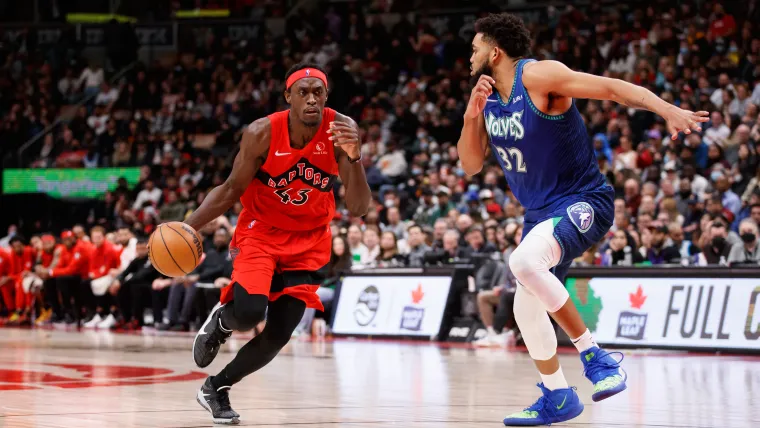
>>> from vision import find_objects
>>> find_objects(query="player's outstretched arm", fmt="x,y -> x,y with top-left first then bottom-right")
331,113 -> 371,217
458,75 -> 494,176
523,61 -> 709,140
185,118 -> 270,231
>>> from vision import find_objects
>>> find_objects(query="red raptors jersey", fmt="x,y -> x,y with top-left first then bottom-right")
240,108 -> 339,231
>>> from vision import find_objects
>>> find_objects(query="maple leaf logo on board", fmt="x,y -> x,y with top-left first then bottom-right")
616,284 -> 648,341
400,284 -> 426,332
411,284 -> 424,304
629,285 -> 647,309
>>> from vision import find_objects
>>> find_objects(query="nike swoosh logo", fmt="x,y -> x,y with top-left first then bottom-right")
556,395 -> 567,410
275,151 -> 291,156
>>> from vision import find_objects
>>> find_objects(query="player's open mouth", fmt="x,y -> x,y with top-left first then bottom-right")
304,108 -> 319,116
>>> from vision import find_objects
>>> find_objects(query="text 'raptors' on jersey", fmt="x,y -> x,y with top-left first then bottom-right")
239,108 -> 339,231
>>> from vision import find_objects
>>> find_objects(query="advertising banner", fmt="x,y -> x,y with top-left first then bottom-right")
2,168 -> 140,199
332,275 -> 452,337
567,277 -> 760,350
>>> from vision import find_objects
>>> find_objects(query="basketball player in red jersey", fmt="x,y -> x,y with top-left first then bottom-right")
183,63 -> 371,424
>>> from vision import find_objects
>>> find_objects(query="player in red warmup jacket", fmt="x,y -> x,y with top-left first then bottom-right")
0,248 -> 13,323
183,63 -> 371,424
82,226 -> 121,329
35,230 -> 92,324
34,235 -> 64,325
6,236 -> 35,325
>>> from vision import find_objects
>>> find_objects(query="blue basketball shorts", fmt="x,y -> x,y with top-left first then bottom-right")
521,187 -> 614,284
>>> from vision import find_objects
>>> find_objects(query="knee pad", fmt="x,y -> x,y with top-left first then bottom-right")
508,221 -> 569,312
228,283 -> 268,331
514,284 -> 558,361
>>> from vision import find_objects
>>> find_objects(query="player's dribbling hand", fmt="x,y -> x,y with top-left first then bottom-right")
329,121 -> 361,159
664,107 -> 710,140
465,75 -> 495,120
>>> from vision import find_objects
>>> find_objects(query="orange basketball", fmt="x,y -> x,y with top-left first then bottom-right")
148,222 -> 204,277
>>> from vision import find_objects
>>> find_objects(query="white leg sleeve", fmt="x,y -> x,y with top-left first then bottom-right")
514,283 -> 558,361
508,218 -> 569,313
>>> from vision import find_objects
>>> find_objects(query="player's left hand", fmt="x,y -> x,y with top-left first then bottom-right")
328,121 -> 361,159
664,107 -> 710,140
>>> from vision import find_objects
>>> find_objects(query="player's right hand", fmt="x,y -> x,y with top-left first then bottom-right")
464,75 -> 495,119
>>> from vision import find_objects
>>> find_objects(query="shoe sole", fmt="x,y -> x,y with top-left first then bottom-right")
591,382 -> 627,402
193,302 -> 224,368
196,387 -> 240,425
503,402 -> 584,426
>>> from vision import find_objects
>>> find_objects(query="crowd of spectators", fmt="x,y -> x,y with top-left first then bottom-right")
1,1 -> 760,339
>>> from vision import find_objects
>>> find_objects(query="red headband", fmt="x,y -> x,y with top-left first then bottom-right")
286,68 -> 328,90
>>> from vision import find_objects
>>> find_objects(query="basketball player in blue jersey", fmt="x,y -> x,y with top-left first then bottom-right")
458,14 -> 709,426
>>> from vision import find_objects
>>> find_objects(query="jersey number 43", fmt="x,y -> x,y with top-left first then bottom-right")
494,146 -> 527,173
275,188 -> 311,205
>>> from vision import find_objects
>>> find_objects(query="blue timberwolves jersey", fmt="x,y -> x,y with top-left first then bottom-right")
484,59 -> 607,212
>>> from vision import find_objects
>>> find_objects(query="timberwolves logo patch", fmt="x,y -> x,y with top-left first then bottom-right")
567,202 -> 594,234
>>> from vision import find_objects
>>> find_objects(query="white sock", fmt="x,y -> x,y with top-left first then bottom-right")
571,329 -> 598,352
540,367 -> 568,391
486,326 -> 496,336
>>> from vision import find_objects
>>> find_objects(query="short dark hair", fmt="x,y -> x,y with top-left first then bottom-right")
751,203 -> 760,211
284,62 -> 327,91
474,13 -> 532,59
408,225 -> 423,235
9,236 -> 25,245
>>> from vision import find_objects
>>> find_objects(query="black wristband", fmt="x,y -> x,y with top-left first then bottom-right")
348,153 -> 362,164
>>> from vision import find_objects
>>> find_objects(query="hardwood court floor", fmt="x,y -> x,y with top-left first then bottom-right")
0,328 -> 757,428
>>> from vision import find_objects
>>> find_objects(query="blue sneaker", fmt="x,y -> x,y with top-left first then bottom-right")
580,347 -> 627,402
503,383 -> 584,426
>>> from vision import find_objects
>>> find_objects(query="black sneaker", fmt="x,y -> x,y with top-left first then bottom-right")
196,376 -> 240,424
193,303 -> 231,368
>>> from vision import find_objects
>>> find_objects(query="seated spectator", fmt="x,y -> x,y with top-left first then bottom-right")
347,225 -> 369,264
464,227 -> 497,256
697,221 -> 732,266
642,223 -> 681,265
160,190 -> 187,222
713,173 -> 742,217
668,223 -> 699,263
361,228 -> 381,265
381,206 -> 406,240
431,218 -> 448,249
424,229 -> 468,265
574,245 -> 601,266
728,219 -> 760,265
405,225 -> 430,267
473,257 -> 514,348
377,231 -> 406,267
109,236 -> 162,329
601,230 -> 644,266
133,179 -> 162,211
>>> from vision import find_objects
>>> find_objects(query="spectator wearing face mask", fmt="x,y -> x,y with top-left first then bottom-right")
728,219 -> 760,265
697,221 -> 733,266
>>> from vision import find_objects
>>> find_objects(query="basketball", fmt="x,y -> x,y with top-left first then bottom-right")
148,222 -> 204,277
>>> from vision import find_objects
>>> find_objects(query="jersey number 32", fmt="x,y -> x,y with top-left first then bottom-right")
494,146 -> 527,173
